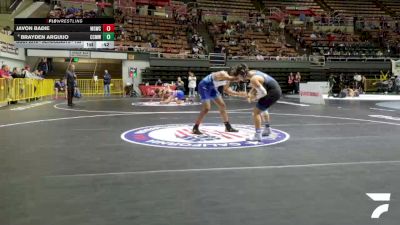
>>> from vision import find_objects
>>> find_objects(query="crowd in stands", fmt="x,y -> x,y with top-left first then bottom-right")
37,0 -> 400,58
48,3 -> 97,18
208,18 -> 297,58
114,7 -> 194,55
190,32 -> 207,56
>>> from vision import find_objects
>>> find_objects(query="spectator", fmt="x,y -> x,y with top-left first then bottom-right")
0,65 -> 12,79
38,58 -> 48,76
294,72 -> 301,94
21,65 -> 42,79
54,78 -> 66,99
155,78 -> 163,86
192,45 -> 199,55
395,76 -> 400,94
188,71 -> 197,99
11,67 -> 22,78
256,54 -> 264,61
279,20 -> 285,35
103,70 -> 111,96
288,72 -> 294,94
176,76 -> 185,92
328,75 -> 336,97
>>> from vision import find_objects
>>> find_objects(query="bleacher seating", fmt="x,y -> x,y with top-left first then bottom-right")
379,0 -> 400,16
208,21 -> 297,57
196,0 -> 256,17
323,0 -> 387,17
264,0 -> 325,15
115,14 -> 190,54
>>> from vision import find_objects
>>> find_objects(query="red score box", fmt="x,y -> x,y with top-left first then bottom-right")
102,24 -> 115,32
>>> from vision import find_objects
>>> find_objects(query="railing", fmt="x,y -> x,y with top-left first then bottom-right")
326,57 -> 394,62
76,79 -> 124,96
0,78 -> 9,104
149,52 -> 208,59
365,79 -> 381,92
228,55 -> 309,61
0,78 -> 124,105
1,78 -> 55,103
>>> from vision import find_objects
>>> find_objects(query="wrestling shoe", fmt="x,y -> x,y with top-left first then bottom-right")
192,126 -> 203,135
225,127 -> 239,132
262,127 -> 272,137
246,133 -> 262,141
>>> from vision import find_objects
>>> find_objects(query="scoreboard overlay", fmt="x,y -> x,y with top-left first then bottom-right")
14,18 -> 115,49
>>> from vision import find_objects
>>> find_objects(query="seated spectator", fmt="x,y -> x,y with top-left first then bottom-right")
310,32 -> 317,40
0,65 -> 12,79
11,67 -> 22,78
22,65 -> 43,80
256,54 -> 264,61
192,45 -> 199,55
54,78 -> 66,99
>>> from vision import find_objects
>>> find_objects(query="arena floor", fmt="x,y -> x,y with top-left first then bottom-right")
1,96 -> 400,225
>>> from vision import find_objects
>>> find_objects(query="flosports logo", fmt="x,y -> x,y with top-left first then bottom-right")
132,102 -> 201,106
121,123 -> 289,149
366,193 -> 391,219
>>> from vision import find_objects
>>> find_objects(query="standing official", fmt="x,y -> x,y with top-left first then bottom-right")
65,64 -> 77,107
103,70 -> 111,96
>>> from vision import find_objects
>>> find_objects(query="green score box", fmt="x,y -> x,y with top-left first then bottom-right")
102,32 -> 114,41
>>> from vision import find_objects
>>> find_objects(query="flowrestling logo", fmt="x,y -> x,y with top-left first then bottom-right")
366,193 -> 391,219
121,123 -> 289,149
132,102 -> 201,106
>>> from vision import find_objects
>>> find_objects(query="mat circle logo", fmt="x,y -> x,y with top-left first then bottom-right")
121,123 -> 289,149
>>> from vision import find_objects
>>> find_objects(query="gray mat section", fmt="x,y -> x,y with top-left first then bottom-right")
376,101 -> 400,110
1,97 -> 400,225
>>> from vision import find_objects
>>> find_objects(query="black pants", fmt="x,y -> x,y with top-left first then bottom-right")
294,82 -> 300,93
67,87 -> 74,106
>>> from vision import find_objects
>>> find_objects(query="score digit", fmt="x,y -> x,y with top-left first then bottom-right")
102,24 -> 114,32
102,32 -> 115,41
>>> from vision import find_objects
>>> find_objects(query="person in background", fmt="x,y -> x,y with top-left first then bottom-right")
288,72 -> 294,94
103,70 -> 111,96
21,65 -> 30,78
294,72 -> 301,94
54,78 -> 66,99
328,75 -> 336,97
11,67 -> 22,78
395,75 -> 400,94
23,65 -> 43,79
176,76 -> 185,92
361,75 -> 367,94
33,70 -> 43,78
188,71 -> 197,101
0,65 -> 12,79
37,58 -> 48,76
155,78 -> 163,86
65,64 -> 77,106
